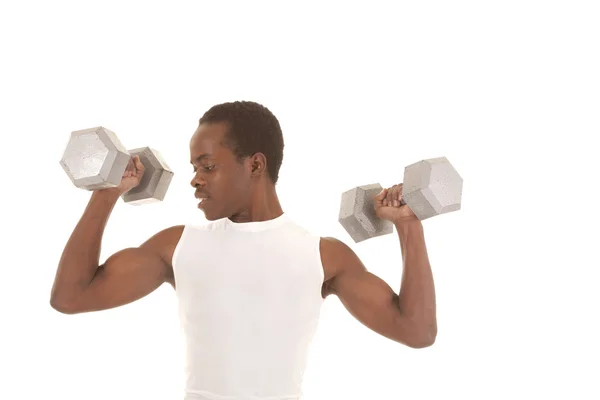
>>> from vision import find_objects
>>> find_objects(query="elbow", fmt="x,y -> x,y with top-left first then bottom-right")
49,290 -> 82,315
50,278 -> 89,315
406,331 -> 436,349
401,323 -> 437,349
50,297 -> 78,314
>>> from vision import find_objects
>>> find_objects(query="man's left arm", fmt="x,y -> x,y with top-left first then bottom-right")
323,184 -> 437,348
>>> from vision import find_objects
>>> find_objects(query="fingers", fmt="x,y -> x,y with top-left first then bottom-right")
374,184 -> 406,207
122,156 -> 144,178
392,183 -> 403,207
123,158 -> 134,178
383,184 -> 403,207
374,188 -> 388,202
385,186 -> 393,206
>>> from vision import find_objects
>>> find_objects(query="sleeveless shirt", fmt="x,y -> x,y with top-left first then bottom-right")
171,213 -> 325,400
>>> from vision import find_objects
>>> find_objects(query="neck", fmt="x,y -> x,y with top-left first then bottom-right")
230,182 -> 283,223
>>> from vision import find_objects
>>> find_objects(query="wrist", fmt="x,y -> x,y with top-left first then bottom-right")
91,187 -> 122,202
394,219 -> 427,265
394,220 -> 424,251
394,218 -> 422,234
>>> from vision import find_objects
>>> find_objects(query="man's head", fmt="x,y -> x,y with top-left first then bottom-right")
189,101 -> 285,220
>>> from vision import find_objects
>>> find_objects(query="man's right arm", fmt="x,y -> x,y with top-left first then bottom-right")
50,188 -> 183,314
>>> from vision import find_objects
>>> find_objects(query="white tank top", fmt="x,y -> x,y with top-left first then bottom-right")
172,213 -> 325,400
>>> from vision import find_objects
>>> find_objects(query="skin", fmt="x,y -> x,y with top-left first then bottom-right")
50,121 -> 437,349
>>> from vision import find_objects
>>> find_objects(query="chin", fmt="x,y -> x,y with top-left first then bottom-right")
200,210 -> 216,221
200,207 -> 225,221
203,214 -> 221,221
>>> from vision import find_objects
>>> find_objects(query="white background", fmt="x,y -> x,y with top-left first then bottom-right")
1,1 -> 598,399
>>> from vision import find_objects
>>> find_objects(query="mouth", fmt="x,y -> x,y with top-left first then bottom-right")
197,197 -> 210,208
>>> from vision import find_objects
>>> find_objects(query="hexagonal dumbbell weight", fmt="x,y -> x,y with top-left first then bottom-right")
59,126 -> 174,205
338,157 -> 463,243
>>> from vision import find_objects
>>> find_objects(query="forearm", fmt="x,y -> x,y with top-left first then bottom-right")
50,189 -> 121,305
396,220 -> 437,340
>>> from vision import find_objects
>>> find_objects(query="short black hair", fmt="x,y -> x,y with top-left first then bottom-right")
199,101 -> 284,185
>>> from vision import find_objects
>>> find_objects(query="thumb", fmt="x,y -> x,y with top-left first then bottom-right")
133,156 -> 144,170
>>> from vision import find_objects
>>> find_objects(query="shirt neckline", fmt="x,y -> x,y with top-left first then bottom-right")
223,212 -> 290,232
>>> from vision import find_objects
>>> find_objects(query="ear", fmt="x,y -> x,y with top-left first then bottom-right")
250,152 -> 267,177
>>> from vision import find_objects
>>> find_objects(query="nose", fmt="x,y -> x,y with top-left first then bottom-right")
190,172 -> 206,188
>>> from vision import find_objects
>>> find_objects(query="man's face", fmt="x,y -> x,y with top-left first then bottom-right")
189,122 -> 252,220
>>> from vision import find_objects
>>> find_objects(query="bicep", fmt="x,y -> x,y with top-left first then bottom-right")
332,261 -> 403,343
73,247 -> 168,313
323,237 -> 404,343
70,226 -> 182,314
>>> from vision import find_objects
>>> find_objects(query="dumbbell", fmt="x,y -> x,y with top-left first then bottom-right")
338,157 -> 463,243
59,126 -> 174,205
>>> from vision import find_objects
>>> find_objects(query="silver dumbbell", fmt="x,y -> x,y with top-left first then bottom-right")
59,126 -> 174,205
339,157 -> 463,243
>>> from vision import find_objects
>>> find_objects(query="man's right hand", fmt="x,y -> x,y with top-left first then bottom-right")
116,156 -> 145,195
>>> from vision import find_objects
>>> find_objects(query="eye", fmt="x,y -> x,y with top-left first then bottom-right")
192,165 -> 216,174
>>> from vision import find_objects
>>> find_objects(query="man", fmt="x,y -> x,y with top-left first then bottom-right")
50,101 -> 437,400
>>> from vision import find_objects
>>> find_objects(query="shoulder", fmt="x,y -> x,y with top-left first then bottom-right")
319,237 -> 365,271
136,225 -> 186,287
140,225 -> 186,263
141,225 -> 185,247
319,236 -> 367,296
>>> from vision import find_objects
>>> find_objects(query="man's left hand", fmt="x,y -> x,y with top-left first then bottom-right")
373,183 -> 419,225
